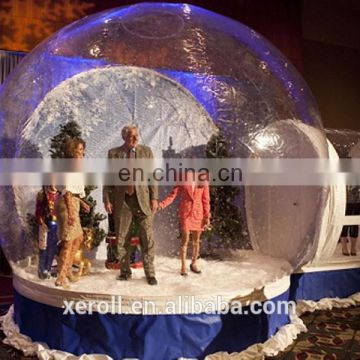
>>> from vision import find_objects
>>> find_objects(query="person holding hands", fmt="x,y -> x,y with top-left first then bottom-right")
158,171 -> 210,276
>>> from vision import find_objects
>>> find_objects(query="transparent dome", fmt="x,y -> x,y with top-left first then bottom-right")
0,3 -> 328,270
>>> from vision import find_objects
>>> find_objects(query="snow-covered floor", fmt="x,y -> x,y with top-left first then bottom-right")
13,250 -> 292,299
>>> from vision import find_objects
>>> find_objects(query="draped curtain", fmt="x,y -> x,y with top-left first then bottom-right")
0,49 -> 26,85
0,49 -> 26,273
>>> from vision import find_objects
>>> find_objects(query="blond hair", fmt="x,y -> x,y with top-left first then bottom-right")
64,138 -> 86,158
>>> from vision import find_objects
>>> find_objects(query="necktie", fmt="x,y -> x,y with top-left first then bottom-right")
126,148 -> 135,196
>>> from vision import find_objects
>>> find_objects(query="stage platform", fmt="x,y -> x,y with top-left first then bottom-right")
12,252 -> 292,314
290,245 -> 360,301
4,249 -> 360,360
9,252 -> 292,359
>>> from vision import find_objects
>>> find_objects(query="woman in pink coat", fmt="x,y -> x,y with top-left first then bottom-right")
159,173 -> 211,276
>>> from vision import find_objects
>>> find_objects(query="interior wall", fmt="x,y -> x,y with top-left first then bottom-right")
301,0 -> 360,130
303,40 -> 360,130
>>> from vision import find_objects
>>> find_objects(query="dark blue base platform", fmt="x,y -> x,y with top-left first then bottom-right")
290,267 -> 360,301
14,289 -> 290,360
13,266 -> 360,359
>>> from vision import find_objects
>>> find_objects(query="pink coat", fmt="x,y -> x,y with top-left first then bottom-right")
160,183 -> 211,222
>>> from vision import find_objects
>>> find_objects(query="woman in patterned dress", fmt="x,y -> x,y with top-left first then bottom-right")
55,138 -> 90,287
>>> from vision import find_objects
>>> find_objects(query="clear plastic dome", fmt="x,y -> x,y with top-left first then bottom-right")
0,3 -> 328,270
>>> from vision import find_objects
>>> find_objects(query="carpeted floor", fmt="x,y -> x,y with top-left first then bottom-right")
0,330 -> 37,360
267,305 -> 360,360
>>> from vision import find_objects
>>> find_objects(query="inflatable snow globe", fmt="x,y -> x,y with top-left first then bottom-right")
0,3 -> 329,359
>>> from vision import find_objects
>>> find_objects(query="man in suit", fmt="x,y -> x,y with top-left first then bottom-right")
103,125 -> 159,285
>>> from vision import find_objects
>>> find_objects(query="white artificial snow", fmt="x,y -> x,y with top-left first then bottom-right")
13,251 -> 291,299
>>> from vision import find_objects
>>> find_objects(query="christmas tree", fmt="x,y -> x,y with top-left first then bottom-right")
25,212 -> 40,256
49,121 -> 82,158
203,132 -> 246,254
80,186 -> 107,249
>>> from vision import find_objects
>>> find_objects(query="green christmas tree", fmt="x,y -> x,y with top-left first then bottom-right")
79,186 -> 106,248
49,121 -> 82,158
25,212 -> 40,256
203,132 -> 246,254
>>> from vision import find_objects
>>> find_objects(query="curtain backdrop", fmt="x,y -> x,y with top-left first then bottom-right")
0,49 -> 25,85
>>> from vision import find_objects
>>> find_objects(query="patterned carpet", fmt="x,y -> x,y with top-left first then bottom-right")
0,273 -> 359,359
0,331 -> 37,360
267,306 -> 360,360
